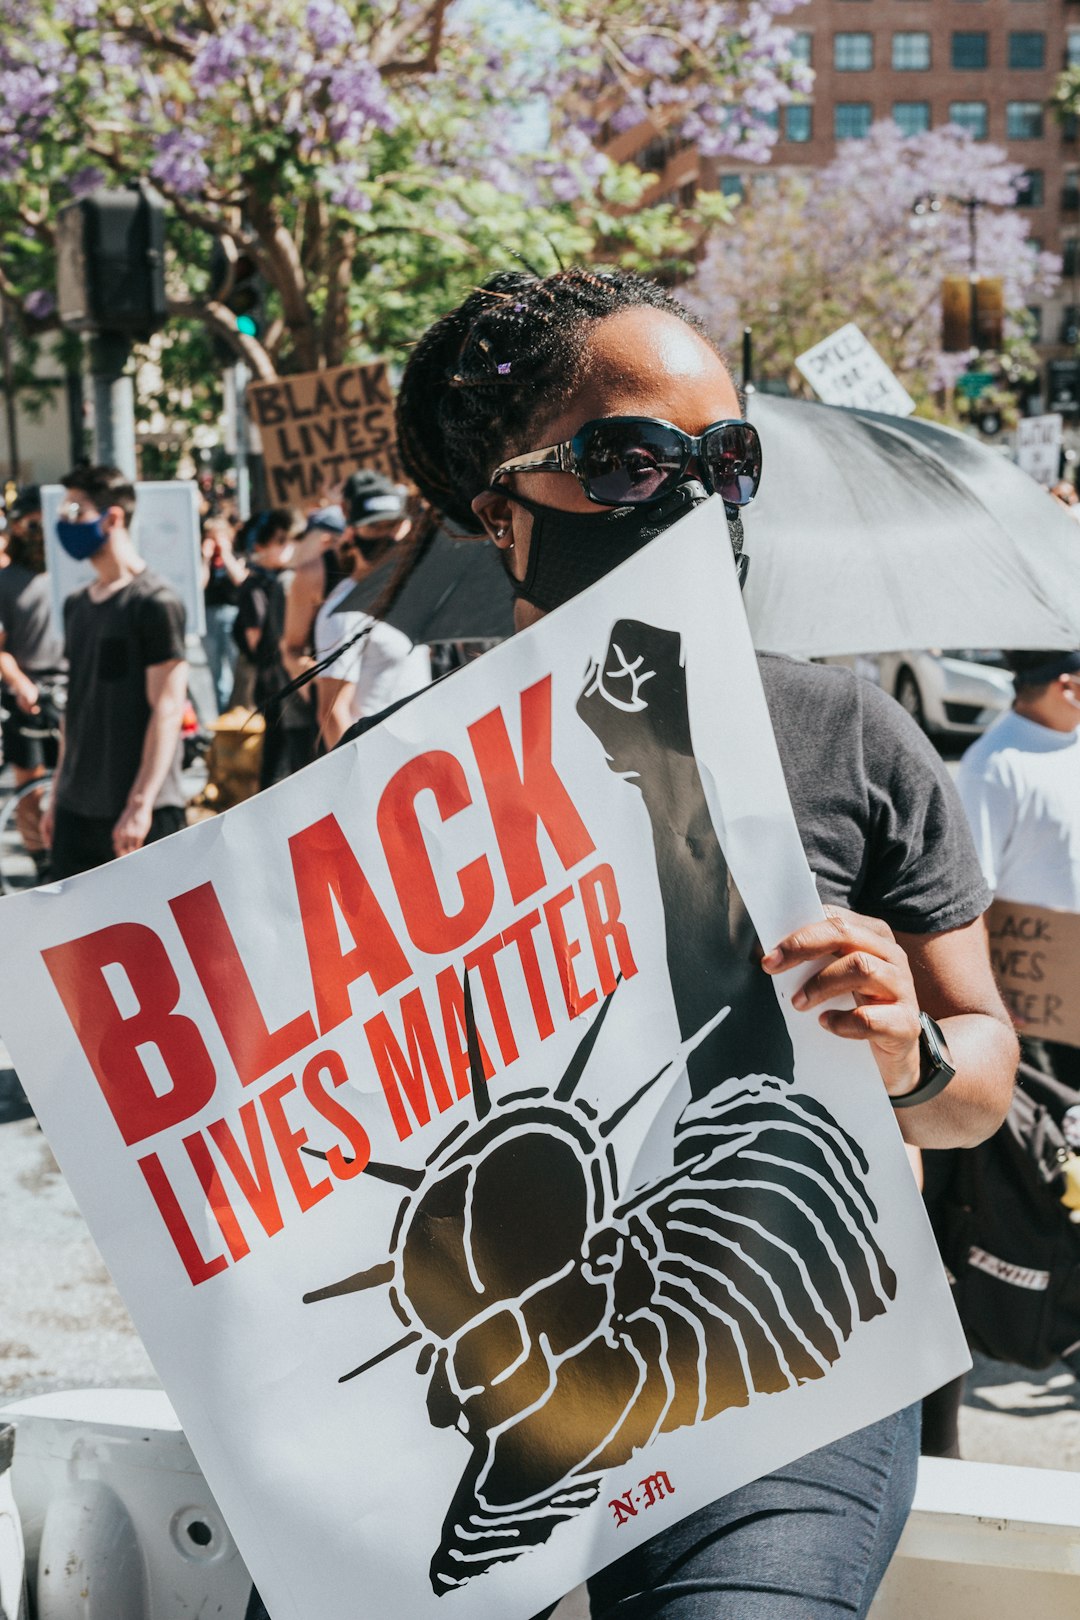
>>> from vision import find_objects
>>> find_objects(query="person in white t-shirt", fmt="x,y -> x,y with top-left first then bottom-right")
313,474 -> 431,749
957,647 -> 1080,1082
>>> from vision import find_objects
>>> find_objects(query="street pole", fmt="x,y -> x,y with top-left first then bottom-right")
89,331 -> 137,479
0,296 -> 20,488
742,327 -> 755,396
233,359 -> 251,520
966,197 -> 980,364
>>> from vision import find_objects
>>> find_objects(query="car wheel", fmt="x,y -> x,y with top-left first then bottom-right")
895,669 -> 927,731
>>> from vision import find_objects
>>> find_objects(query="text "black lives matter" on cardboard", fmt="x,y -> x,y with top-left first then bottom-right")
987,897 -> 1080,1049
247,362 -> 406,505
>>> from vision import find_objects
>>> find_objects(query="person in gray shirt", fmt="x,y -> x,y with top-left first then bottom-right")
0,487 -> 66,871
41,466 -> 188,880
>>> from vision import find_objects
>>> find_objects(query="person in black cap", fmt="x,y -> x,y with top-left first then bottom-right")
313,471 -> 430,748
280,504 -> 346,687
957,648 -> 1080,1085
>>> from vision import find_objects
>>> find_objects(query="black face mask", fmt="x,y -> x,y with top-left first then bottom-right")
494,480 -> 748,612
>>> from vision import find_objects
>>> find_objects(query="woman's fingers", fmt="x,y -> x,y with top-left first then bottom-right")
761,909 -> 899,974
791,951 -> 910,1011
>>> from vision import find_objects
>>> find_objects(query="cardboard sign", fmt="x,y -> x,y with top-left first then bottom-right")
0,500 -> 968,1620
246,362 -> 404,506
1014,414 -> 1064,489
987,898 -> 1080,1047
795,323 -> 916,417
42,481 -> 204,638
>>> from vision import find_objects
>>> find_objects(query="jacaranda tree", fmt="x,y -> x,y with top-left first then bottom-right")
0,0 -> 812,384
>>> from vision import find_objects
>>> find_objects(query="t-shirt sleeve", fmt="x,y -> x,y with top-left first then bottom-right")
857,679 -> 990,934
954,759 -> 1015,894
136,587 -> 187,667
354,626 -> 426,717
314,604 -> 368,683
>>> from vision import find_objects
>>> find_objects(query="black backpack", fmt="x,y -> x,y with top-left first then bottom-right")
928,1062 -> 1080,1373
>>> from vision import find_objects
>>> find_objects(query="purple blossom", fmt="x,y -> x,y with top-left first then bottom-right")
325,161 -> 372,213
53,0 -> 99,25
69,165 -> 105,196
191,26 -> 259,93
23,289 -> 55,320
322,58 -> 396,139
306,0 -> 354,54
0,65 -> 57,126
99,37 -> 141,69
151,129 -> 210,196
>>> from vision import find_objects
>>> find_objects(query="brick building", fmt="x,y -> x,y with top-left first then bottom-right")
607,1 -> 1080,382
764,0 -> 1080,359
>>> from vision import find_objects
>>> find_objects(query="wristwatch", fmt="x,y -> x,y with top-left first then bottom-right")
890,1012 -> 957,1109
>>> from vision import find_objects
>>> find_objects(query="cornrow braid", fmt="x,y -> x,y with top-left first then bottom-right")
394,267 -> 714,533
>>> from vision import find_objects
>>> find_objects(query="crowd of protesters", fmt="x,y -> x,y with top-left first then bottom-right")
0,461 -> 429,881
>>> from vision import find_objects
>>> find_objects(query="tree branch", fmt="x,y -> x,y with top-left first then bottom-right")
375,0 -> 449,77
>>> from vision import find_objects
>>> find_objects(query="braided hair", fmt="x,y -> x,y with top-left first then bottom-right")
395,268 -> 716,533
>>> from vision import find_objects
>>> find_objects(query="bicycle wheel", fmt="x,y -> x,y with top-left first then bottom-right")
0,774 -> 53,895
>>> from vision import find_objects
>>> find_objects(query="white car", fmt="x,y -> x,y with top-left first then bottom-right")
825,652 -> 1014,738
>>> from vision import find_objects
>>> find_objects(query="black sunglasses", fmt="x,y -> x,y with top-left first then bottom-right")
492,415 -> 762,509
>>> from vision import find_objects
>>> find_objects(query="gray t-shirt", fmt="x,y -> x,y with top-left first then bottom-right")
0,563 -> 65,672
57,570 -> 187,819
761,654 -> 990,935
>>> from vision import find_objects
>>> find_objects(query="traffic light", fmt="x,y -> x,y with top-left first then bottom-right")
941,276 -> 1004,353
55,182 -> 167,339
210,241 -> 264,340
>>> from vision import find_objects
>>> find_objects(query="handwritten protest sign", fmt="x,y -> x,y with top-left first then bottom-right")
247,361 -> 404,506
0,501 -> 967,1619
1014,413 -> 1064,489
987,898 -> 1080,1047
795,323 -> 916,417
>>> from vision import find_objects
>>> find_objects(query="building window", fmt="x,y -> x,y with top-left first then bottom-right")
893,102 -> 930,137
951,32 -> 988,69
1015,168 -> 1043,207
1062,308 -> 1080,347
835,102 -> 873,140
784,104 -> 813,143
1063,171 -> 1080,214
949,101 -> 988,140
1068,29 -> 1080,68
1006,101 -> 1043,140
834,32 -> 873,71
1008,32 -> 1045,70
790,31 -> 812,65
1027,306 -> 1041,344
719,175 -> 744,201
892,32 -> 931,71
1063,239 -> 1078,279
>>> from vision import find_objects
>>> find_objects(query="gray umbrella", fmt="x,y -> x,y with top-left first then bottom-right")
742,394 -> 1080,658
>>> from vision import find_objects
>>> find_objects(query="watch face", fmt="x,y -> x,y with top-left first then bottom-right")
892,1014 -> 956,1109
921,1014 -> 956,1077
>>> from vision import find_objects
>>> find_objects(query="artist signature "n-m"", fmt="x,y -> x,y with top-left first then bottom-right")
609,1471 -> 675,1526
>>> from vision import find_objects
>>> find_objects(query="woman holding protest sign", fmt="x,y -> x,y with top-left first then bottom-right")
393,268 -> 1016,1619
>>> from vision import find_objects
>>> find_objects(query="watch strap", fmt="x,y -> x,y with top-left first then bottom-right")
890,1012 -> 957,1109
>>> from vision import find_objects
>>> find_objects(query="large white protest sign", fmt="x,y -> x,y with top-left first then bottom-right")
0,500 -> 967,1620
1014,413 -> 1063,488
43,480 -> 204,637
795,323 -> 916,417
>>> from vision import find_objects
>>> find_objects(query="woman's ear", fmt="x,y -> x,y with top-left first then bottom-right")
471,488 -> 515,549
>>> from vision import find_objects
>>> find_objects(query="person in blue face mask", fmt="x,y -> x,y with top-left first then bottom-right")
42,465 -> 189,879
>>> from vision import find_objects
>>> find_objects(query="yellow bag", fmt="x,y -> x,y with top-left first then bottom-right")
190,707 -> 265,813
